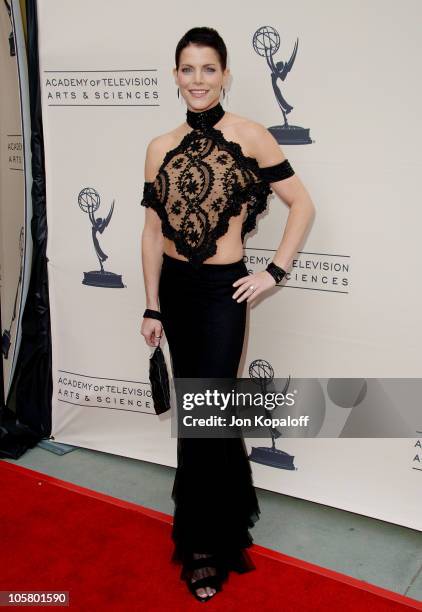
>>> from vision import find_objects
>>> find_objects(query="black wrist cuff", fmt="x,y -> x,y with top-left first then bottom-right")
266,262 -> 287,284
143,308 -> 162,321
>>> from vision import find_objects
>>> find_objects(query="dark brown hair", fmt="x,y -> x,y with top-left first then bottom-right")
175,27 -> 227,71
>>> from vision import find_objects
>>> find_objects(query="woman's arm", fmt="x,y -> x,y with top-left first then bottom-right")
248,123 -> 316,272
142,210 -> 163,310
141,138 -> 166,345
232,122 -> 316,304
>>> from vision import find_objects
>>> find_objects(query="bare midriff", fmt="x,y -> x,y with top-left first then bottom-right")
163,201 -> 248,265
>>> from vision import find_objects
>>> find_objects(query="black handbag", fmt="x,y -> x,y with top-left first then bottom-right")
149,342 -> 171,415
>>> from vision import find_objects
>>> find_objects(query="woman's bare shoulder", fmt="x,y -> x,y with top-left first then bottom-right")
223,111 -> 286,165
144,123 -> 188,180
146,124 -> 186,157
224,112 -> 269,140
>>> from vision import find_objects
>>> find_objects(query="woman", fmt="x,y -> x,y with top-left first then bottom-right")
140,27 -> 315,602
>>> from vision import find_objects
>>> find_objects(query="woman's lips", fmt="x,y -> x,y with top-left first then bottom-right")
189,90 -> 208,98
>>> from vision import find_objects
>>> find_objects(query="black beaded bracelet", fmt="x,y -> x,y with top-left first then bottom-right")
265,262 -> 287,284
143,308 -> 162,321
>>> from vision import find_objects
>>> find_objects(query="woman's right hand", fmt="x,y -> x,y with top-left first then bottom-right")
141,317 -> 164,347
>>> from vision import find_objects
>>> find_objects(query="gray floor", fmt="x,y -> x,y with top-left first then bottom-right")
3,443 -> 422,604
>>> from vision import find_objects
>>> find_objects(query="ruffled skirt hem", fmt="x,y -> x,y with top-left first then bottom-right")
169,435 -> 261,582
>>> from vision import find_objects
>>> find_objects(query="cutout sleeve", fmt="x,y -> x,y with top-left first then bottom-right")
257,159 -> 295,184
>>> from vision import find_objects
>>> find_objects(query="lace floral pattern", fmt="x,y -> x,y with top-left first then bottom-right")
141,127 -> 274,267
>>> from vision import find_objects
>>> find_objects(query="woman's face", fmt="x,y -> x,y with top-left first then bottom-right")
174,43 -> 228,113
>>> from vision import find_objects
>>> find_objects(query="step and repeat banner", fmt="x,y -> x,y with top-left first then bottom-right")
0,0 -> 33,402
36,0 -> 421,530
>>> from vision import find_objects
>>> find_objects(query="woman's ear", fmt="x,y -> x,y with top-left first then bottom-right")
223,67 -> 231,90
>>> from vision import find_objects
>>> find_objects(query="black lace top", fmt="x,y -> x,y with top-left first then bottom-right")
141,106 -> 295,268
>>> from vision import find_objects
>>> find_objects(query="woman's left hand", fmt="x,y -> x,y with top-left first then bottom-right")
232,270 -> 276,304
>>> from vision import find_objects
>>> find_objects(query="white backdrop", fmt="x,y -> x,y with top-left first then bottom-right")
36,0 -> 422,530
0,0 -> 33,401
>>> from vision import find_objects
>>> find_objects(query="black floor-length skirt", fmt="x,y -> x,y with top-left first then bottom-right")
158,252 -> 261,581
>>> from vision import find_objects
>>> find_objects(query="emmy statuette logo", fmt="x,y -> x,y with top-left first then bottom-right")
248,359 -> 296,470
78,187 -> 125,288
252,26 -> 312,145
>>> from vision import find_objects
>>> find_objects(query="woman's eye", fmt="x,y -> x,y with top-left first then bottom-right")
181,67 -> 215,73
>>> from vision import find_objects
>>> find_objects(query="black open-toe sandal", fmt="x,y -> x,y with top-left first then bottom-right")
183,553 -> 222,603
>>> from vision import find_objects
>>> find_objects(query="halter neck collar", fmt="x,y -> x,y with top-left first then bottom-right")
186,102 -> 225,131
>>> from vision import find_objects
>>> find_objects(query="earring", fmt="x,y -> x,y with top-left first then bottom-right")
177,87 -> 179,98
221,87 -> 225,99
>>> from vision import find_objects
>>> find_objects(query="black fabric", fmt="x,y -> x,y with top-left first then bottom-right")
186,101 -> 225,131
141,119 -> 295,268
149,345 -> 171,415
1,0 -> 51,458
13,0 -> 52,437
258,158 -> 295,183
266,261 -> 287,284
158,253 -> 261,582
141,126 -> 273,268
143,308 -> 162,321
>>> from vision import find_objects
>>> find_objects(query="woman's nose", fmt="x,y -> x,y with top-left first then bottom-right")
192,70 -> 204,84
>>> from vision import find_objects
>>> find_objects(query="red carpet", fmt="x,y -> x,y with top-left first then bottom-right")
0,460 -> 420,611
